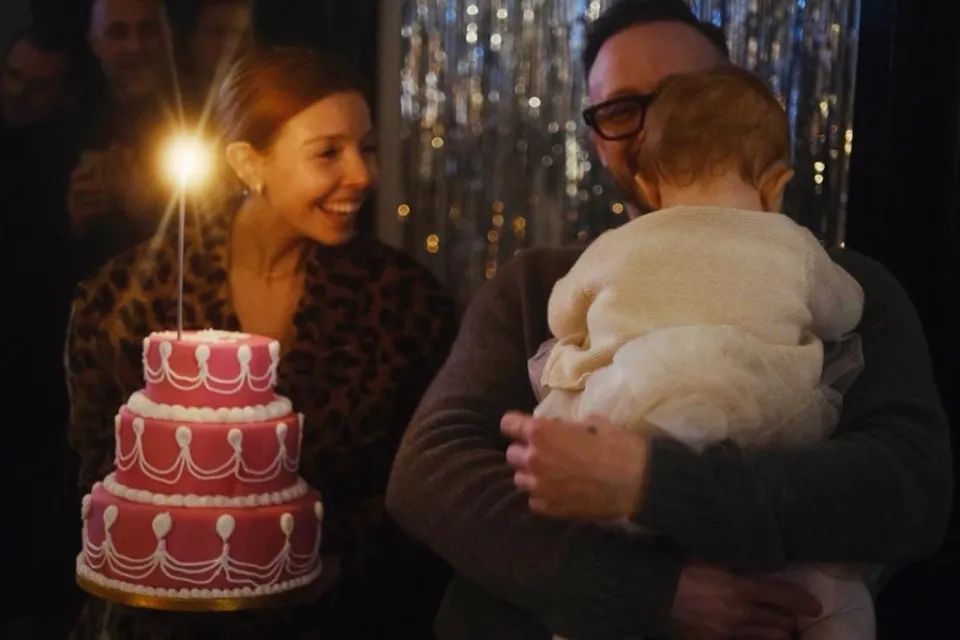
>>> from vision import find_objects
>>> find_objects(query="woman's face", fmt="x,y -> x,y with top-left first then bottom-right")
259,91 -> 377,245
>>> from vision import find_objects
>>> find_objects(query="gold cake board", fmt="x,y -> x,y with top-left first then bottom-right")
77,572 -> 324,612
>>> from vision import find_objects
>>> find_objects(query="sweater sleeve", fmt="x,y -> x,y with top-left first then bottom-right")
386,250 -> 683,640
634,251 -> 953,570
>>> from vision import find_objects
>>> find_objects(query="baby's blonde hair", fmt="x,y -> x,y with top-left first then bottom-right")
635,66 -> 790,189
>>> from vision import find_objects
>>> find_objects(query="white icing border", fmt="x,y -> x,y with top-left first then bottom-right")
114,414 -> 303,486
80,499 -> 323,592
143,334 -> 279,395
126,391 -> 292,423
103,473 -> 309,508
77,555 -> 322,599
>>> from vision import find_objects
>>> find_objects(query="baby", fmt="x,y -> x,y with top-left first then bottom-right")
533,66 -> 873,639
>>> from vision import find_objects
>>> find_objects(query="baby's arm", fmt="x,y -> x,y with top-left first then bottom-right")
804,230 -> 865,340
545,230 -> 619,340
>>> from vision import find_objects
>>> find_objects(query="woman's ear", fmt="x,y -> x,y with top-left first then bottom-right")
225,141 -> 263,194
759,162 -> 794,213
634,172 -> 662,210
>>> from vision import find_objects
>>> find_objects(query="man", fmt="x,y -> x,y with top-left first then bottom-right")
1,28 -> 73,131
186,0 -> 252,93
62,0 -> 172,277
386,2 -> 952,638
87,0 -> 168,105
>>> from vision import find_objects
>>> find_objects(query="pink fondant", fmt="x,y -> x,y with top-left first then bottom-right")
83,484 -> 322,591
113,407 -> 301,496
143,332 -> 278,408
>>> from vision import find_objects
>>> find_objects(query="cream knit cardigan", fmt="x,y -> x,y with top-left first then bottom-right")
541,205 -> 865,391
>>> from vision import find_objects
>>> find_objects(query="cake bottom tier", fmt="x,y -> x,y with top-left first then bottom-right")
78,483 -> 323,599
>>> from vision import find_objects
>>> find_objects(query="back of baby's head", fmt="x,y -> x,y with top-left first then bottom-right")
636,66 -> 790,188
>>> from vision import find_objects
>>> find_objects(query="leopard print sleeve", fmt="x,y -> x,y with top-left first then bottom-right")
65,277 -> 125,496
286,242 -> 458,595
65,247 -> 157,496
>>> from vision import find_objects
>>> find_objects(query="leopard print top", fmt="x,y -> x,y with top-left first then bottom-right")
65,209 -> 457,638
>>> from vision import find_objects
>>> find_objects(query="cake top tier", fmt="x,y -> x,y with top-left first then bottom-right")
142,330 -> 281,409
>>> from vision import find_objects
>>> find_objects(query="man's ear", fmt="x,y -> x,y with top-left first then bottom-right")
225,141 -> 263,193
590,130 -> 610,168
759,162 -> 794,212
634,172 -> 662,210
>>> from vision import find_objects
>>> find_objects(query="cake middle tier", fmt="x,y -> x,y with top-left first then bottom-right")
114,405 -> 304,499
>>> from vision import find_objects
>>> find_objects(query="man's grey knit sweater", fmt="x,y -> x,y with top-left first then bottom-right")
387,246 -> 952,640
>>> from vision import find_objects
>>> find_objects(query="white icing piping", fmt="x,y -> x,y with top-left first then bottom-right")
81,501 -> 323,590
126,391 -> 292,423
114,417 -> 300,485
77,557 -> 322,600
143,339 -> 280,395
102,473 -> 308,508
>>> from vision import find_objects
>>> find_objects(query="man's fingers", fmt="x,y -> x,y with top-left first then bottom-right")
513,471 -> 536,493
747,577 -> 822,618
500,412 -> 534,443
743,604 -> 796,631
506,443 -> 531,471
733,625 -> 791,640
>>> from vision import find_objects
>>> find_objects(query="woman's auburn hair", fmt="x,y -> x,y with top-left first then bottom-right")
216,45 -> 371,149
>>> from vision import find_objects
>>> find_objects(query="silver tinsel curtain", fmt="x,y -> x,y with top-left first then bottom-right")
381,0 -> 860,304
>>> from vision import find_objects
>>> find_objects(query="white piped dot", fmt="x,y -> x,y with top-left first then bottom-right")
280,513 -> 294,536
159,341 -> 173,359
195,344 -> 211,364
152,513 -> 172,539
275,422 -> 288,441
175,426 -> 192,448
81,495 -> 92,520
313,501 -> 324,521
132,418 -> 145,436
216,514 -> 236,541
227,428 -> 243,450
237,345 -> 252,365
103,505 -> 118,530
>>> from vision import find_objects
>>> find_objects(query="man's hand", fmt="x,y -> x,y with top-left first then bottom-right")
501,411 -> 648,520
670,561 -> 822,640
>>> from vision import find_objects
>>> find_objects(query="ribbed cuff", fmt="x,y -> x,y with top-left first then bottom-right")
633,437 -> 711,536
634,437 -> 781,569
546,527 -> 684,639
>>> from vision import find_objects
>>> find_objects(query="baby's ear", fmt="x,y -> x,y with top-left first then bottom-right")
759,162 -> 794,212
634,172 -> 662,210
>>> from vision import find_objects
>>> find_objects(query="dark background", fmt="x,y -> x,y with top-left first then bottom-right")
846,0 -> 960,635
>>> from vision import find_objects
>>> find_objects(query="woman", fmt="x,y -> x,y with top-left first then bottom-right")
66,47 -> 456,638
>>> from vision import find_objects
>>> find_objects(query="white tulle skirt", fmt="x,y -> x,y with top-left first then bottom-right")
534,324 -> 844,450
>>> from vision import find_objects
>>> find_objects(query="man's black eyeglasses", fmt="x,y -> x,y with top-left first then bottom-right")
582,93 -> 656,141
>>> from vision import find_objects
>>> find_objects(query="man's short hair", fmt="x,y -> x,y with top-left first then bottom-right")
583,0 -> 730,76
635,66 -> 790,188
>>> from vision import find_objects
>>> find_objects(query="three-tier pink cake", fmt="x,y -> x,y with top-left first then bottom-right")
77,330 -> 324,604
